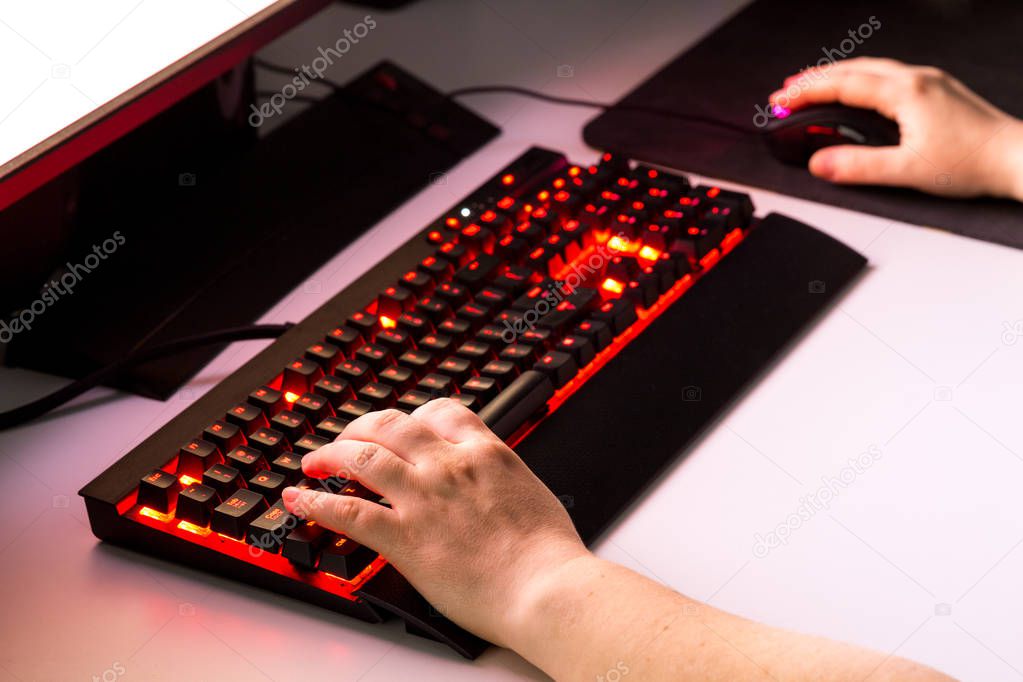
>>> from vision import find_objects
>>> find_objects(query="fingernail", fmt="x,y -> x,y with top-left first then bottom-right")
282,487 -> 300,507
809,151 -> 835,179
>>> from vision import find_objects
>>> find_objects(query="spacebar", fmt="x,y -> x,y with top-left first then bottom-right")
477,370 -> 554,441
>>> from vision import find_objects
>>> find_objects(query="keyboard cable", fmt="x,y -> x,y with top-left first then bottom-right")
0,323 -> 295,430
252,59 -> 755,136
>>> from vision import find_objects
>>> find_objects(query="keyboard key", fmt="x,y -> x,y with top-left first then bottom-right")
211,489 -> 269,540
436,356 -> 473,383
137,469 -> 180,514
248,385 -> 284,416
248,470 -> 287,499
283,522 -> 329,569
592,298 -> 637,335
417,255 -> 453,279
573,319 -> 613,351
376,328 -> 413,354
396,389 -> 432,412
177,438 -> 222,478
247,501 -> 294,552
397,349 -> 434,377
313,376 -> 352,407
455,302 -> 490,330
396,312 -> 432,336
476,370 -> 555,441
247,428 -> 287,457
534,350 -> 579,388
319,535 -> 376,579
358,382 -> 397,409
377,365 -> 415,392
460,376 -> 499,404
176,483 -> 219,527
347,311 -> 379,335
293,433 -> 330,455
203,463 -> 244,497
400,269 -> 433,296
225,402 -> 267,434
436,317 -> 470,343
203,420 -> 244,452
315,417 -> 347,439
450,393 -> 479,411
292,393 -> 332,422
454,254 -> 500,291
283,357 -> 324,396
271,410 -> 310,441
434,281 -> 469,307
480,359 -> 518,387
226,446 -> 267,476
334,359 -> 374,389
455,340 -> 493,364
499,343 -> 538,371
325,325 -> 362,354
355,343 -> 393,373
271,452 -> 305,483
417,373 -> 454,397
377,286 -> 414,320
337,399 -> 373,423
555,334 -> 596,367
305,342 -> 342,372
418,333 -> 453,355
414,297 -> 451,324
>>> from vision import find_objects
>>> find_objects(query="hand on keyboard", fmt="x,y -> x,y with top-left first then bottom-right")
770,57 -> 1023,200
281,398 -> 589,645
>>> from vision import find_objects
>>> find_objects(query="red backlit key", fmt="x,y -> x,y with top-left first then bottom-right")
248,428 -> 287,457
397,349 -> 434,377
456,340 -> 493,364
283,358 -> 324,396
396,312 -> 432,336
293,393 -> 332,421
476,286 -> 509,310
375,328 -> 413,354
177,438 -> 222,478
334,359 -> 374,389
283,522 -> 329,569
248,470 -> 287,499
450,393 -> 480,411
337,399 -> 373,423
418,333 -> 453,355
248,385 -> 284,416
325,325 -> 362,354
137,469 -> 180,514
225,402 -> 267,434
318,534 -> 376,579
436,356 -> 473,383
271,410 -> 310,441
378,286 -> 414,318
500,343 -> 538,371
271,452 -> 305,483
555,334 -> 596,367
480,359 -> 518,388
460,376 -> 498,404
247,501 -> 293,552
396,389 -> 432,413
418,254 -> 452,279
455,302 -> 489,330
521,328 -> 552,348
494,235 -> 529,265
436,241 -> 471,267
226,445 -> 267,476
346,311 -> 380,335
203,420 -> 244,452
211,489 -> 268,540
573,319 -> 613,351
293,433 -> 330,455
377,365 -> 416,392
491,264 -> 532,294
434,281 -> 469,307
358,382 -> 397,409
203,463 -> 244,497
436,318 -> 470,344
413,297 -> 451,324
592,297 -> 638,335
534,350 -> 579,388
417,373 -> 454,397
313,376 -> 352,407
400,270 -> 433,297
354,343 -> 393,373
305,342 -> 342,372
314,417 -> 347,439
176,483 -> 219,527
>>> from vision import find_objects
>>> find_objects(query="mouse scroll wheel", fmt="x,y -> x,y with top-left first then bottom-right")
835,125 -> 866,144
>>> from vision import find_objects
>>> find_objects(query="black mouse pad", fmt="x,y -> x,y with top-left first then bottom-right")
583,0 -> 1023,250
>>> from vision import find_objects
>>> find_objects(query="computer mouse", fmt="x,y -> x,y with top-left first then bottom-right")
762,103 -> 900,166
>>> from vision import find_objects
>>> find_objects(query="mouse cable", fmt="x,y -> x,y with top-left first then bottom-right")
251,59 -> 755,136
0,323 -> 295,431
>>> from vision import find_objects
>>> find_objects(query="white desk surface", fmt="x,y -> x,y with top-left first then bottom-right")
2,2 -> 1022,681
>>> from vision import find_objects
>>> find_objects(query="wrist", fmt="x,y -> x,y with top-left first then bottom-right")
989,118 -> 1023,201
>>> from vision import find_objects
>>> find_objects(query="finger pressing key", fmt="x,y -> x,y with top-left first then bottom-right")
281,486 -> 397,555
301,440 -> 411,498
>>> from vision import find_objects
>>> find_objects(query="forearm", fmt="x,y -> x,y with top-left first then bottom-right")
506,554 -> 954,682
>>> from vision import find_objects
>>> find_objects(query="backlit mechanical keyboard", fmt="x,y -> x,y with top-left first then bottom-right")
80,147 -> 867,658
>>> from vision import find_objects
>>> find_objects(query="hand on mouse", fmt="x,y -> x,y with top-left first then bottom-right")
280,398 -> 590,647
769,57 -> 1023,200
